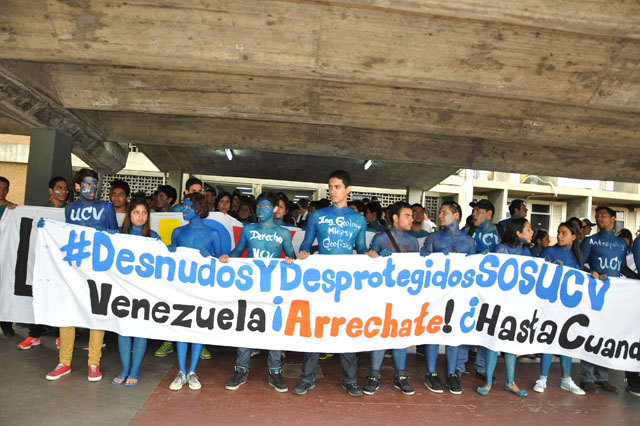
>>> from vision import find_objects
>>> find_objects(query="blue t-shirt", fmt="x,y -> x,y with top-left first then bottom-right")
300,205 -> 367,254
540,244 -> 580,269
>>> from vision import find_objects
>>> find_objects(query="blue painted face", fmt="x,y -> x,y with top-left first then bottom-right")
182,199 -> 198,221
256,200 -> 274,222
80,178 -> 98,200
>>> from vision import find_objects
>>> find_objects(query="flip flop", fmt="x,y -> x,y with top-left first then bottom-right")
124,376 -> 140,386
112,375 -> 127,385
504,383 -> 528,397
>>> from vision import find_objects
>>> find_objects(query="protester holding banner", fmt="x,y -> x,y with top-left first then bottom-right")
293,170 -> 367,397
364,201 -> 418,396
46,168 -> 118,382
168,192 -> 224,391
112,199 -> 159,386
533,221 -> 586,395
219,192 -> 296,393
420,201 -> 476,395
579,206 -> 627,394
477,217 -> 532,397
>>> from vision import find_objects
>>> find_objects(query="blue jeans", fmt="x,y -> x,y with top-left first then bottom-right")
236,347 -> 281,370
580,360 -> 609,382
456,345 -> 486,374
426,344 -> 458,375
300,352 -> 358,385
369,349 -> 407,373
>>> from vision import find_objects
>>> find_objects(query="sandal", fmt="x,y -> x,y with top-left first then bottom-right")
125,376 -> 140,386
504,383 -> 528,397
476,386 -> 491,396
112,375 -> 127,385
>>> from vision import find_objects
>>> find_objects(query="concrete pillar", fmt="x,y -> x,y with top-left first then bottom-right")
25,128 -> 72,205
166,169 -> 183,201
567,195 -> 592,220
406,187 -> 423,205
252,183 -> 262,197
453,170 -> 475,219
316,186 -> 327,201
487,189 -> 508,221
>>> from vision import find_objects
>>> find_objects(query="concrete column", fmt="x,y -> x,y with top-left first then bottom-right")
252,183 -> 262,196
406,187 -> 423,205
567,195 -> 592,220
316,186 -> 327,201
487,189 -> 508,221
453,170 -> 475,219
25,128 -> 72,205
166,169 -> 183,200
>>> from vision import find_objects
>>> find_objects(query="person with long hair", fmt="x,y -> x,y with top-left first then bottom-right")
532,222 -> 586,395
215,192 -> 232,215
112,199 -> 159,386
478,217 -> 532,397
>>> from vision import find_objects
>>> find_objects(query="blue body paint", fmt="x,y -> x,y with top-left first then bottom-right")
581,229 -> 627,277
299,206 -> 367,254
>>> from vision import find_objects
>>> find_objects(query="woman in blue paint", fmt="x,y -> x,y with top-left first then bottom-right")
532,221 -> 586,395
112,199 -> 159,386
478,217 -> 532,397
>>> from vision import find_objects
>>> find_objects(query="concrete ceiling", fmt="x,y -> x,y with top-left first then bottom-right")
0,0 -> 639,189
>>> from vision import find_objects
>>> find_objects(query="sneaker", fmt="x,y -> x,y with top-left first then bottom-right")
319,353 -> 333,360
424,372 -> 444,393
446,373 -> 462,394
187,372 -> 202,390
595,380 -> 618,394
17,337 -> 41,350
169,371 -> 187,391
533,378 -> 547,393
341,383 -> 363,397
46,363 -> 71,380
629,387 -> 640,397
268,369 -> 288,392
83,343 -> 107,351
561,378 -> 585,395
250,349 -> 261,358
394,374 -> 415,395
200,346 -> 212,360
581,381 -> 599,394
363,375 -> 380,395
88,365 -> 102,382
292,381 -> 315,395
225,368 -> 249,390
154,342 -> 174,357
55,337 -> 60,350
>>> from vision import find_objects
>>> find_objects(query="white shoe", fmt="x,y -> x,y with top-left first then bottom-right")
533,378 -> 547,393
561,378 -> 586,395
187,372 -> 202,390
169,371 -> 187,391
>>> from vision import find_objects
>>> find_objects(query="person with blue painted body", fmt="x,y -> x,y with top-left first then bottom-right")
579,206 -> 627,394
420,201 -> 476,395
407,203 -> 429,238
363,201 -> 418,396
112,199 -> 159,387
152,184 -> 177,213
497,199 -> 528,237
167,192 -> 224,392
365,202 -> 387,233
46,169 -> 119,382
478,217 -> 532,397
292,170 -> 367,397
457,199 -> 500,381
169,177 -> 203,212
219,192 -> 295,393
532,221 -> 586,395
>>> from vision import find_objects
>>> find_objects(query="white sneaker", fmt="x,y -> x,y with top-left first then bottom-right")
533,378 -> 547,393
169,371 -> 187,391
561,378 -> 586,395
187,372 -> 202,390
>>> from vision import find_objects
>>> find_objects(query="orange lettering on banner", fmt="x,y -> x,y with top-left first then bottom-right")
364,317 -> 382,338
399,319 -> 413,336
413,302 -> 430,336
346,318 -> 363,337
330,317 -> 346,337
284,300 -> 312,337
381,303 -> 397,338
314,316 -> 331,338
426,315 -> 443,333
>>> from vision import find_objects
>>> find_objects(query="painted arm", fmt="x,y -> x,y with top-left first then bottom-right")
229,227 -> 250,258
104,202 -> 119,231
298,212 -> 317,259
210,228 -> 223,257
281,229 -> 297,263
354,222 -> 368,254
167,228 -> 179,252
420,233 -> 435,256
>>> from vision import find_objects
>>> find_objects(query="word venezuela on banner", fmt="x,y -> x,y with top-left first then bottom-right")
32,219 -> 640,371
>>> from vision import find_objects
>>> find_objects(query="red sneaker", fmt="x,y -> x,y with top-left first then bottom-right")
88,365 -> 102,382
46,364 -> 71,380
17,337 -> 41,350
56,337 -> 60,350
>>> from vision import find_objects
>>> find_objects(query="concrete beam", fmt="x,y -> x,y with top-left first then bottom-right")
0,60 -> 128,172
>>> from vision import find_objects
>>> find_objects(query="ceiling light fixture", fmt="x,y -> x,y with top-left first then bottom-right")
363,160 -> 373,170
225,149 -> 233,161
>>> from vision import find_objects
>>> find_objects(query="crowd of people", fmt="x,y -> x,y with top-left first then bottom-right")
0,170 -> 639,398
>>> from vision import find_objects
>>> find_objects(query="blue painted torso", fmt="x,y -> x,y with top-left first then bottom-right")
230,222 -> 296,259
65,198 -> 118,230
171,222 -> 223,257
126,224 -> 159,240
421,221 -> 477,255
370,227 -> 419,254
467,220 -> 501,253
407,229 -> 428,238
540,244 -> 580,269
367,220 -> 387,233
581,229 -> 627,277
300,205 -> 367,254
496,242 -> 532,257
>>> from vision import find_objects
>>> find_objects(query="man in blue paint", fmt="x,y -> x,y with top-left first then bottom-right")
579,206 -> 627,394
292,170 -> 367,397
219,192 -> 296,393
457,199 -> 500,382
497,199 -> 528,236
420,201 -> 476,395
168,192 -> 223,391
152,184 -> 177,213
363,201 -> 417,396
46,168 -> 119,382
365,202 -> 387,232
408,204 -> 428,238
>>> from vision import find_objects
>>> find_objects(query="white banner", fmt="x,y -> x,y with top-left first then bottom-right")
30,219 -> 640,371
